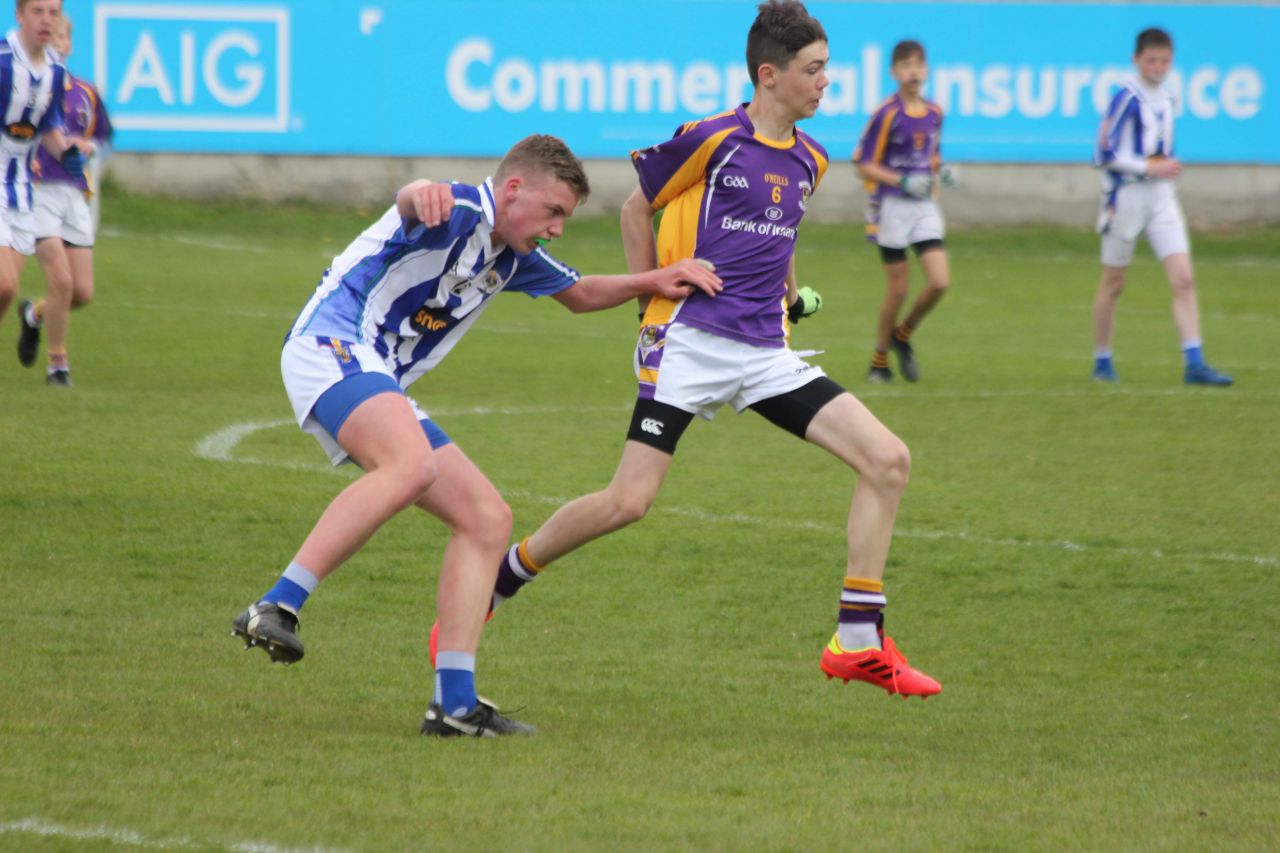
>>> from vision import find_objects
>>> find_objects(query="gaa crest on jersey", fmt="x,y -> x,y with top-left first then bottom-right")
326,338 -> 353,363
798,181 -> 812,212
481,268 -> 503,294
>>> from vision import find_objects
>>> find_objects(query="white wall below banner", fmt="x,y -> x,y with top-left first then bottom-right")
103,154 -> 1280,227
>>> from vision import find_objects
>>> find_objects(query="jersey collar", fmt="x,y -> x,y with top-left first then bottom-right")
736,103 -> 797,150
6,29 -> 47,73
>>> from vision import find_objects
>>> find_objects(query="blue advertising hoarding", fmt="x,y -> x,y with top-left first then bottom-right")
61,1 -> 1277,162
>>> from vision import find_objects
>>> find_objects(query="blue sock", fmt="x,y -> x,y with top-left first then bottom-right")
1182,343 -> 1204,368
261,562 -> 319,614
434,651 -> 477,718
1094,353 -> 1113,371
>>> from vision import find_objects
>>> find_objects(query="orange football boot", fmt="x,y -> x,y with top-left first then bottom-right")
821,634 -> 941,698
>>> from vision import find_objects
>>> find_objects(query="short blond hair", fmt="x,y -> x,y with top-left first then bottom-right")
495,135 -> 590,201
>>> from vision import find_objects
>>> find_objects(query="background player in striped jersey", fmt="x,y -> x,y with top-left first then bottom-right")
853,39 -> 950,384
0,0 -> 86,349
16,12 -> 112,386
1092,28 -> 1232,386
439,1 -> 941,701
230,135 -> 722,737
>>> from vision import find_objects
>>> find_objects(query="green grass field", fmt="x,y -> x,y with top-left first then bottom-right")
2,188 -> 1277,851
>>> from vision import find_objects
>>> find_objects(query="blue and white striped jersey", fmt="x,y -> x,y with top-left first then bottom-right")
0,29 -> 65,212
1094,75 -> 1176,190
288,178 -> 580,388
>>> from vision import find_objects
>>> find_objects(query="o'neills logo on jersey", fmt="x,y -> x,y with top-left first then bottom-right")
763,173 -> 790,187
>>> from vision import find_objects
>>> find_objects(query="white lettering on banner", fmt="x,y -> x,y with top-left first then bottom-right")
444,38 -> 1265,122
118,31 -> 174,104
95,4 -> 290,132
203,30 -> 264,107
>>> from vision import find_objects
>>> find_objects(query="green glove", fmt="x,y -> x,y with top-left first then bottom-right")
787,286 -> 823,323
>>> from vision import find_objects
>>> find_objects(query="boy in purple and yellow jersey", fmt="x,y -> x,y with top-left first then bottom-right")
17,12 -> 111,386
431,1 -> 941,702
854,39 -> 950,383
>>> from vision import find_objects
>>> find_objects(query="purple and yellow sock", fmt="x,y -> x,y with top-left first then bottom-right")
894,321 -> 915,343
871,350 -> 890,370
836,578 -> 886,651
491,538 -> 544,611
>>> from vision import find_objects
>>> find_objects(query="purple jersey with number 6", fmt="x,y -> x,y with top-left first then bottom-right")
630,104 -> 828,348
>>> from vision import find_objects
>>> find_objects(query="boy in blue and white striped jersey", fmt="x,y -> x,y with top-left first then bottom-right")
1092,27 -> 1232,386
231,135 -> 721,737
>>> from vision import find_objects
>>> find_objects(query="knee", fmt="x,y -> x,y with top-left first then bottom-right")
926,276 -> 950,297
868,436 -> 911,494
72,285 -> 94,309
0,275 -> 14,300
392,456 -> 439,507
609,489 -> 655,529
465,495 -> 513,550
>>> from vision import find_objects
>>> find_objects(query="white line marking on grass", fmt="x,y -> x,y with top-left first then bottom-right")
0,817 -> 345,852
195,417 -> 1280,570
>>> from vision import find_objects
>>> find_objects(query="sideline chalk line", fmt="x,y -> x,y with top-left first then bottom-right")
193,415 -> 1278,569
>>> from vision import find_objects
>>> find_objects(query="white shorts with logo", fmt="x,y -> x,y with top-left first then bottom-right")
1098,179 -> 1189,267
637,323 -> 825,420
876,194 -> 945,249
0,206 -> 37,255
281,335 -> 430,465
32,182 -> 95,246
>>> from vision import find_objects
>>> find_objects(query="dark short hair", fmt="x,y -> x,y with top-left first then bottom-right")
495,134 -> 590,201
1135,28 -> 1172,54
746,0 -> 827,86
891,40 -> 926,65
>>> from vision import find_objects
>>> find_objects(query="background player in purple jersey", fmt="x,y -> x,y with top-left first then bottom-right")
853,40 -> 950,384
434,1 -> 941,702
0,0 -> 87,353
230,135 -> 720,737
1091,28 -> 1231,387
16,13 -> 111,386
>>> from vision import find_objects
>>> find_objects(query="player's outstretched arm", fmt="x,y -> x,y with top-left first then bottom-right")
553,258 -> 722,314
395,179 -> 455,228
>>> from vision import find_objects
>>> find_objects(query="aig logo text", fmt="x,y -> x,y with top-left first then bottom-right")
94,4 -> 291,132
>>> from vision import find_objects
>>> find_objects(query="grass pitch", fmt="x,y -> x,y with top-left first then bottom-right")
1,188 -> 1277,851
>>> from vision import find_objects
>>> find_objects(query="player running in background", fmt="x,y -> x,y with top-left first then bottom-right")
433,1 -> 941,701
16,12 -> 112,386
229,135 -> 721,737
853,39 -> 950,384
0,0 -> 87,356
1091,27 -> 1232,386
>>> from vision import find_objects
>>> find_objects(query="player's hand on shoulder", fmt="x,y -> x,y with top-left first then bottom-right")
398,179 -> 455,228
653,257 -> 722,299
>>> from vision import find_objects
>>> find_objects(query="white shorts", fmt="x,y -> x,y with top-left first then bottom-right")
876,195 -> 945,249
281,335 -> 431,465
32,182 -> 95,246
1098,180 -> 1189,267
0,206 -> 37,255
636,323 -> 825,420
